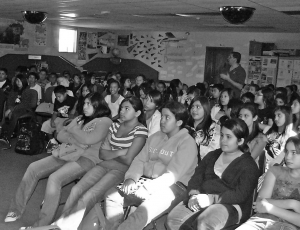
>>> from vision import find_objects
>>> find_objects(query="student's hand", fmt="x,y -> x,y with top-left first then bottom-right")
122,179 -> 137,195
180,93 -> 188,104
220,73 -> 230,81
188,194 -> 211,212
255,198 -> 273,213
116,148 -> 128,156
78,144 -> 89,150
51,120 -> 56,128
134,186 -> 150,200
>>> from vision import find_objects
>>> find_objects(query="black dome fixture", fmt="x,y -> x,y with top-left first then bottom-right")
220,6 -> 255,24
21,11 -> 47,24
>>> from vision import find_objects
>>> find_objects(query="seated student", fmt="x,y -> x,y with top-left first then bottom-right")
237,136 -> 300,230
263,106 -> 297,170
84,73 -> 98,94
275,93 -> 287,106
51,76 -> 74,103
241,92 -> 255,103
239,103 -> 267,162
167,118 -> 260,230
167,79 -> 184,102
132,74 -> 146,98
37,68 -> 49,92
0,74 -> 37,149
28,72 -> 42,105
120,76 -> 133,98
43,85 -> 77,153
104,80 -> 124,121
78,101 -> 198,230
157,81 -> 170,104
286,85 -> 298,105
195,83 -> 206,96
69,73 -> 82,97
187,96 -> 219,161
51,96 -> 148,230
44,72 -> 58,92
144,90 -> 162,136
139,82 -> 152,106
292,95 -> 300,133
209,84 -> 224,109
0,67 -> 12,122
249,83 -> 259,96
211,88 -> 234,122
224,98 -> 243,120
180,85 -> 201,106
4,93 -> 112,228
240,84 -> 250,97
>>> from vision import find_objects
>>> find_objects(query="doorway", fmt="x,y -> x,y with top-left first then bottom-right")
204,47 -> 233,84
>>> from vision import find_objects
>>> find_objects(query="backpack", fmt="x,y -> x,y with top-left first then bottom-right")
15,119 -> 45,155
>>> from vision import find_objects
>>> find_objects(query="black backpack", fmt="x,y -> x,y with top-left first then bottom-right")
15,119 -> 45,155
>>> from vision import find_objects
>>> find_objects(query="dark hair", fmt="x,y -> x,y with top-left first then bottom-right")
120,76 -> 130,88
227,98 -> 243,119
266,106 -> 293,136
188,96 -> 213,144
63,70 -> 71,76
29,65 -> 37,71
275,93 -> 287,105
167,79 -> 182,101
292,95 -> 300,132
291,84 -> 298,93
163,100 -> 188,129
231,52 -> 241,63
219,88 -> 234,110
49,72 -> 58,78
109,79 -> 120,89
40,68 -> 47,74
286,85 -> 293,95
140,82 -> 152,97
136,74 -> 146,81
267,84 -> 275,91
221,118 -> 250,154
157,81 -> 166,89
261,87 -> 275,108
14,74 -> 28,92
238,103 -> 260,144
28,72 -> 39,80
77,92 -> 111,127
250,84 -> 259,93
195,83 -> 206,96
276,87 -> 287,96
187,86 -> 201,98
119,96 -> 145,125
0,68 -> 8,75
85,73 -> 94,86
54,85 -> 67,94
211,83 -> 224,92
147,90 -> 163,111
183,83 -> 188,89
241,92 -> 255,103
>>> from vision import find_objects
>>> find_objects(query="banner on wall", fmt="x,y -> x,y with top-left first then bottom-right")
78,32 -> 87,60
0,18 -> 29,51
87,33 -> 97,49
34,23 -> 46,46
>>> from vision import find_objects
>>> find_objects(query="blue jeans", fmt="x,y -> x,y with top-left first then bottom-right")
167,202 -> 239,230
8,156 -> 90,227
236,214 -> 297,230
54,164 -> 125,230
103,183 -> 187,230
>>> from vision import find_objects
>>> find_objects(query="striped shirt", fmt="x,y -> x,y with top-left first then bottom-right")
109,122 -> 148,150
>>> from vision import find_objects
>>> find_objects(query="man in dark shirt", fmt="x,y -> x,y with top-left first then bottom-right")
220,52 -> 246,98
0,68 -> 11,122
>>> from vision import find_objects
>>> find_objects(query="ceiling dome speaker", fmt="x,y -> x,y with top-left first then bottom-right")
22,11 -> 47,24
220,6 -> 255,24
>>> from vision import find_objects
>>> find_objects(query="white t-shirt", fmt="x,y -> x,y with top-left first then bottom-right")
105,95 -> 124,118
30,84 -> 42,104
0,80 -> 6,88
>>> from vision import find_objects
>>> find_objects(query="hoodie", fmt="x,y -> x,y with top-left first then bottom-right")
124,128 -> 198,193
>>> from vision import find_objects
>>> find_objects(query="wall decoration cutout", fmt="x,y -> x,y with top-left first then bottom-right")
78,32 -> 87,60
0,18 -> 30,51
118,35 -> 129,46
34,23 -> 46,46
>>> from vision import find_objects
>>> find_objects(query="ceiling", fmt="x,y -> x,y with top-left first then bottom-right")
1,0 -> 300,32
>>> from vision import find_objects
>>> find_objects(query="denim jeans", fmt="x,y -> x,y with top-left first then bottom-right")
236,214 -> 297,230
167,202 -> 239,230
54,164 -> 125,230
8,155 -> 88,227
103,182 -> 187,230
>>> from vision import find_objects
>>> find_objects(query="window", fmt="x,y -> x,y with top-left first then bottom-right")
59,28 -> 77,52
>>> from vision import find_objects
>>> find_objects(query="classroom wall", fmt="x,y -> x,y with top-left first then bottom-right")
1,18 -> 300,85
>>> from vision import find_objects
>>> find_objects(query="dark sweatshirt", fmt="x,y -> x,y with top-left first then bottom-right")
187,148 -> 260,223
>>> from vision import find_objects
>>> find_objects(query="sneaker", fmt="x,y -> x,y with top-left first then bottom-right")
46,139 -> 58,154
4,211 -> 20,222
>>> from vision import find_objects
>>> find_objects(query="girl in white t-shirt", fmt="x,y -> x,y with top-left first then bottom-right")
104,80 -> 124,121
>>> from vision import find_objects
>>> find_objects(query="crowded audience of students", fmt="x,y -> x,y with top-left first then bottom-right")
2,56 -> 300,230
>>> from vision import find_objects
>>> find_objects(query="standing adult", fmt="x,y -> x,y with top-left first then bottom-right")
0,68 -> 11,122
220,52 -> 246,98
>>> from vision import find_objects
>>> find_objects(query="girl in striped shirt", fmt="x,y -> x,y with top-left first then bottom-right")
53,96 -> 148,230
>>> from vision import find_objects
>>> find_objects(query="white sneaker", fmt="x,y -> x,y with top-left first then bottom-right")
4,211 -> 20,222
